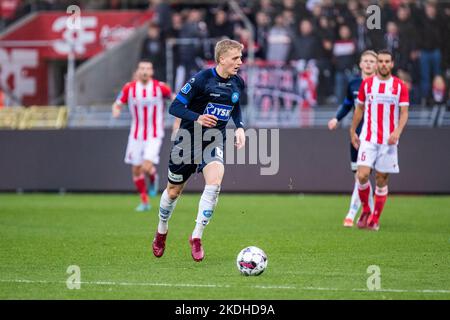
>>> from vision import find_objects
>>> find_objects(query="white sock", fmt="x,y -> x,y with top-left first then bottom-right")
192,184 -> 220,239
368,181 -> 374,213
157,189 -> 178,234
346,181 -> 361,220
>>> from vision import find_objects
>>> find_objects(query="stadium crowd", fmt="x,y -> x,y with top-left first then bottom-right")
1,0 -> 450,106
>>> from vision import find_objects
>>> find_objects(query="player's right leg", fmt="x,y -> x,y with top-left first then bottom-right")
152,154 -> 196,258
189,160 -> 224,262
343,145 -> 361,227
152,181 -> 185,258
355,141 -> 378,228
124,138 -> 150,211
343,144 -> 374,227
131,165 -> 151,212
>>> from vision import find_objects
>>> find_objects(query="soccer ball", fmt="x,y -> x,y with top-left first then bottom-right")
236,246 -> 268,276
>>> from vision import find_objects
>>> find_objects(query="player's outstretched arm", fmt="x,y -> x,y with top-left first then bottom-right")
350,104 -> 364,149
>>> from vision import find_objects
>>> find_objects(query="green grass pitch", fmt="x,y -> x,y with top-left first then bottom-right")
0,193 -> 449,300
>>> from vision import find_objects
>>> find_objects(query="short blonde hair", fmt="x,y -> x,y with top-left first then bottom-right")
214,39 -> 244,64
360,50 -> 377,61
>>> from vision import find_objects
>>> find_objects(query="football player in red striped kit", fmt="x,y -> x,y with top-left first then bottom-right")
350,49 -> 409,231
113,60 -> 172,211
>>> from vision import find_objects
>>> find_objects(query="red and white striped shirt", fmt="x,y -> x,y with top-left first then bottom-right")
118,80 -> 171,140
356,75 -> 409,145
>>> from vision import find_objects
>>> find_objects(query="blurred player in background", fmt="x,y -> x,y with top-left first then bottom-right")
351,49 -> 409,231
113,60 -> 172,212
328,50 -> 377,228
152,39 -> 246,262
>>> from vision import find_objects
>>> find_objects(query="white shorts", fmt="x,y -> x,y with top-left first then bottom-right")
124,137 -> 162,166
357,141 -> 399,173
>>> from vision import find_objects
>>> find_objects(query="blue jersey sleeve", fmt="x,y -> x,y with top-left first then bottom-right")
169,76 -> 204,122
335,83 -> 354,121
231,77 -> 245,128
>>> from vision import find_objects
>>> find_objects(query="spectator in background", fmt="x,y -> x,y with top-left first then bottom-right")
0,0 -> 21,28
281,9 -> 296,33
354,14 -> 372,54
395,5 -> 418,71
167,11 -> 183,39
418,1 -> 444,103
333,24 -> 357,103
266,14 -> 292,64
254,11 -> 271,60
398,69 -> 420,105
442,2 -> 450,74
141,23 -> 166,81
384,21 -> 400,69
208,9 -> 234,40
147,0 -> 172,34
431,75 -> 447,106
316,16 -> 335,103
258,0 -> 276,17
289,19 -> 321,62
175,9 -> 208,91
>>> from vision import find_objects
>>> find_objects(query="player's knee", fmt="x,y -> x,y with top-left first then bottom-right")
166,186 -> 182,200
357,171 -> 370,183
375,173 -> 389,187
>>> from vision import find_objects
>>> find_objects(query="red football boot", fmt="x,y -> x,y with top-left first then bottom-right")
357,210 -> 370,229
367,214 -> 380,231
152,231 -> 167,258
189,236 -> 204,262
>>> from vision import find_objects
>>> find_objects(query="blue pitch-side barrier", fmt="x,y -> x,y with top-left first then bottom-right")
0,128 -> 449,193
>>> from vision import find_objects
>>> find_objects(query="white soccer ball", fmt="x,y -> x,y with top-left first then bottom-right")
236,246 -> 268,276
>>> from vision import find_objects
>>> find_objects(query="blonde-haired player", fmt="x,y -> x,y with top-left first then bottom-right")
151,39 -> 246,261
328,50 -> 378,227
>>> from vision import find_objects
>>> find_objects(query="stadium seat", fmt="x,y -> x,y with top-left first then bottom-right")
18,106 -> 68,129
0,107 -> 25,129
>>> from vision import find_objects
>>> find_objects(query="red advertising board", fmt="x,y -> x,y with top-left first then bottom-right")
0,11 -> 153,105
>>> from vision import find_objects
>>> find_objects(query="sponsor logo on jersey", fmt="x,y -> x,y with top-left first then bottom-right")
210,93 -> 221,97
204,102 -> 233,121
181,83 -> 192,94
189,77 -> 196,83
231,92 -> 239,103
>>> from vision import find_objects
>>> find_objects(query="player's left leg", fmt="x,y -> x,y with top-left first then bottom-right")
189,161 -> 224,262
132,165 -> 150,212
142,160 -> 158,197
367,172 -> 389,231
143,138 -> 163,197
367,144 -> 399,231
344,145 -> 374,227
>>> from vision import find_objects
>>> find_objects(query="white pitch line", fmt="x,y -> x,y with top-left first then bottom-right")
1,279 -> 449,294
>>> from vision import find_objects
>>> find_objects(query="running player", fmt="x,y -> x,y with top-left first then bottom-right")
113,60 -> 172,211
328,50 -> 377,227
151,39 -> 246,261
350,49 -> 409,231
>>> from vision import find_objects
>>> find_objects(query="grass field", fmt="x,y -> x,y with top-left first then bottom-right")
0,193 -> 449,300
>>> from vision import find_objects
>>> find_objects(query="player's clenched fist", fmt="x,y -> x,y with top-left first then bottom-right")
388,129 -> 400,145
112,103 -> 121,118
197,114 -> 218,128
234,127 -> 245,149
328,118 -> 338,130
351,133 -> 360,150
